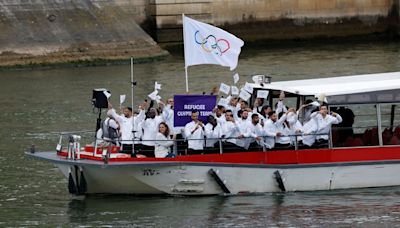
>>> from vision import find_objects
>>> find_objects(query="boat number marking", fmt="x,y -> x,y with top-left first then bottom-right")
142,169 -> 160,176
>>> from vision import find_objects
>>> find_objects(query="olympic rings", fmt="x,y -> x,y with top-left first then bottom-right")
194,30 -> 230,56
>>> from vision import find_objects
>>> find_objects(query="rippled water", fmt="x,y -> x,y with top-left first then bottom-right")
2,40 -> 400,226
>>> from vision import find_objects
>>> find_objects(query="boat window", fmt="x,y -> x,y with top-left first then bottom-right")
331,104 -> 379,147
380,104 -> 400,145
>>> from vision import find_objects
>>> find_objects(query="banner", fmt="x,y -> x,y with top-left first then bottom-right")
183,15 -> 244,71
174,95 -> 216,127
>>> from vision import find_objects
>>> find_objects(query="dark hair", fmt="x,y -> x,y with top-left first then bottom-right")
217,105 -> 224,110
237,109 -> 243,118
251,113 -> 258,119
305,99 -> 313,104
159,122 -> 170,137
127,107 -> 133,112
268,111 -> 275,117
192,110 -> 199,114
242,101 -> 249,106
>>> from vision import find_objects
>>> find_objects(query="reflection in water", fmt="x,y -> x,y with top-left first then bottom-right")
2,41 -> 400,226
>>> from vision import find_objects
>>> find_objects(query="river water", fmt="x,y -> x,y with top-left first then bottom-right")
1,40 -> 400,227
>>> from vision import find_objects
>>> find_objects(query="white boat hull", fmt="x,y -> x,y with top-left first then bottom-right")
56,161 -> 400,195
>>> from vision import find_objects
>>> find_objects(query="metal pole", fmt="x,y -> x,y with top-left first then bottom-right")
377,103 -> 383,146
130,57 -> 135,155
185,66 -> 189,93
182,14 -> 189,93
131,57 -> 134,111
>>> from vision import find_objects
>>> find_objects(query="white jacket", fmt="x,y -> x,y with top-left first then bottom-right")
184,121 -> 205,150
154,132 -> 173,158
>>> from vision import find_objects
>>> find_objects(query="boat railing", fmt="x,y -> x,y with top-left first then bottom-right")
91,132 -> 332,161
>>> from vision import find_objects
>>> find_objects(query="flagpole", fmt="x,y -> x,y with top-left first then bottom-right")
182,13 -> 189,93
130,57 -> 134,110
185,66 -> 189,93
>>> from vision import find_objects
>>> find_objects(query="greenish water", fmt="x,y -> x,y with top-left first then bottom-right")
1,41 -> 400,226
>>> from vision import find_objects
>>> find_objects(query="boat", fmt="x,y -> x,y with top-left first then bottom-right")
26,72 -> 400,195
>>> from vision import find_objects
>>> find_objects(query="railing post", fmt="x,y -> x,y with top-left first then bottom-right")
173,139 -> 178,156
294,135 -> 298,150
377,103 -> 383,146
219,139 -> 223,154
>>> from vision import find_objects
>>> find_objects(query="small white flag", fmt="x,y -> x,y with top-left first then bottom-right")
120,94 -> 126,104
219,83 -> 230,95
217,98 -> 229,107
155,81 -> 162,91
231,86 -> 239,95
239,89 -> 251,101
243,82 -> 253,94
148,90 -> 158,101
311,101 -> 320,107
233,73 -> 240,84
257,90 -> 269,99
103,91 -> 111,99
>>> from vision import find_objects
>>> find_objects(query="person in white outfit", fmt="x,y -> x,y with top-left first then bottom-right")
204,115 -> 222,149
108,103 -> 135,155
244,114 -> 264,150
262,111 -> 286,149
310,105 -> 343,145
154,122 -> 176,158
221,110 -> 245,151
139,107 -> 164,157
184,111 -> 205,152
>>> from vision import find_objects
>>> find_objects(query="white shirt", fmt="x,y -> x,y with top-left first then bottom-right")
262,115 -> 286,149
301,118 -> 318,146
184,121 -> 205,150
133,110 -> 145,144
204,123 -> 222,147
109,109 -> 133,145
141,115 -> 164,146
311,112 -> 343,140
162,105 -> 175,133
286,112 -> 303,144
243,121 -> 264,149
221,121 -> 243,148
214,113 -> 226,125
154,132 -> 174,158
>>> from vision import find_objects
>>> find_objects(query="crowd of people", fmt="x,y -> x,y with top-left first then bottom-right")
96,92 -> 343,158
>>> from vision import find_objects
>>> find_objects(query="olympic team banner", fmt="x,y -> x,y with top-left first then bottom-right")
183,15 -> 244,71
174,95 -> 216,127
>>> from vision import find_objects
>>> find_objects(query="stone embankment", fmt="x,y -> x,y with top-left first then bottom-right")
0,0 -> 398,68
0,0 -> 167,68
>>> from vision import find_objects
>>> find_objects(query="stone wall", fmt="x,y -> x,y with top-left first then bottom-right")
150,0 -> 395,43
0,0 -> 166,67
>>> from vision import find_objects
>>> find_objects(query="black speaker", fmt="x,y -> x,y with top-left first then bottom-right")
92,89 -> 110,108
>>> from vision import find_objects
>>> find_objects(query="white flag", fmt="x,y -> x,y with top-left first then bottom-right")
239,89 -> 251,101
231,86 -> 239,95
217,98 -> 229,107
119,94 -> 126,104
148,90 -> 158,101
257,90 -> 269,99
219,83 -> 230,95
233,73 -> 240,84
183,15 -> 244,71
103,91 -> 111,99
155,81 -> 162,91
243,82 -> 254,94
